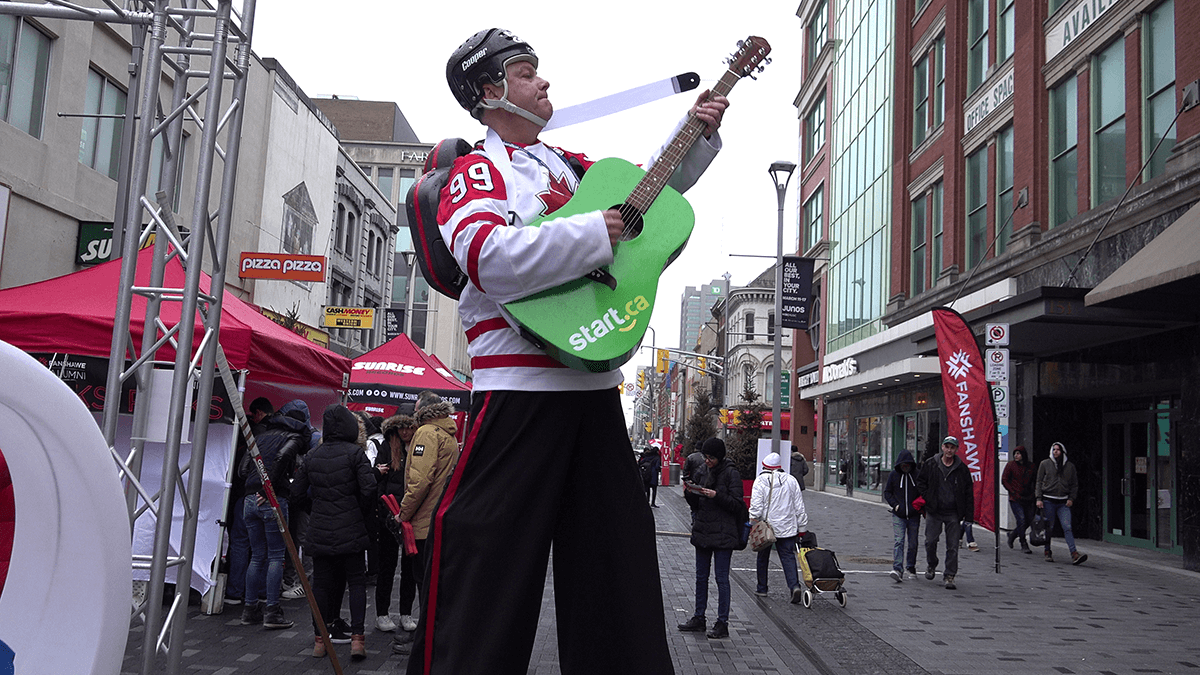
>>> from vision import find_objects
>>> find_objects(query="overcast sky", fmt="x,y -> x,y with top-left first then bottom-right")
251,1 -> 806,427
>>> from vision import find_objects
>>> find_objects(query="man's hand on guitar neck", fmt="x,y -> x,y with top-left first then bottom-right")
604,209 -> 626,247
689,89 -> 729,139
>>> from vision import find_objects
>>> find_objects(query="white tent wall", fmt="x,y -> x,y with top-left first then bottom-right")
119,414 -> 236,594
122,380 -> 341,598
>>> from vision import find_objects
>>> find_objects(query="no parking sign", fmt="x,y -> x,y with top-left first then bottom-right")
986,323 -> 1009,346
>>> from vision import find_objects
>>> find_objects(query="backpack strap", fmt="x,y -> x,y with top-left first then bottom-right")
405,138 -> 474,300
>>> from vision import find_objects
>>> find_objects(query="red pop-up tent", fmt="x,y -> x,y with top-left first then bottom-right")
0,247 -> 351,388
0,249 -> 354,596
348,333 -> 471,417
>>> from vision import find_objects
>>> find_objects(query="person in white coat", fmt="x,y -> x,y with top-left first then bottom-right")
749,452 -> 808,603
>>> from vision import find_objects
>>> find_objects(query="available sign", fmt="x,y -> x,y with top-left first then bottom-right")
324,306 -> 375,329
238,252 -> 326,282
1046,0 -> 1119,62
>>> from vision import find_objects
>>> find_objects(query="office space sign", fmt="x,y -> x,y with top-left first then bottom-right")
238,252 -> 326,281
324,306 -> 375,329
780,256 -> 815,330
964,68 -> 1014,135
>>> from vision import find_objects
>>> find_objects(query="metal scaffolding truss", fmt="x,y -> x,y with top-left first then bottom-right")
0,1 -> 256,673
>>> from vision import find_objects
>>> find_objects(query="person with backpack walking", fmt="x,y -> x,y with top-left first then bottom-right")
408,27 -> 727,675
638,445 -> 662,507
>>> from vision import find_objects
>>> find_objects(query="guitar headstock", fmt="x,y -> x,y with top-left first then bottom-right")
727,36 -> 772,79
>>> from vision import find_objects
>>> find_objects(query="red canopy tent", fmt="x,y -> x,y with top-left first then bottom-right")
0,249 -> 355,596
348,333 -> 471,418
0,247 -> 351,388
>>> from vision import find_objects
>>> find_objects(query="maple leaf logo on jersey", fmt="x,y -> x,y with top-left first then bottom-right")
537,172 -> 573,215
945,350 -> 973,380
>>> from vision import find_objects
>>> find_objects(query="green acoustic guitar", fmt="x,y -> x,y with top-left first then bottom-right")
504,37 -> 771,373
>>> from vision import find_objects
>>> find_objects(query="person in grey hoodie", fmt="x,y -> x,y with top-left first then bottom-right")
883,449 -> 921,582
1035,442 -> 1087,565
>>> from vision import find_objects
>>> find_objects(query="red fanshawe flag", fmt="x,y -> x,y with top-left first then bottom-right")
931,307 -> 997,531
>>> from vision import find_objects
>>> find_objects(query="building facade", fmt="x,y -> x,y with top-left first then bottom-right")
679,280 -> 725,351
713,269 -> 794,444
798,0 -> 1200,567
313,97 -> 470,380
792,0 -> 895,488
0,5 -> 396,356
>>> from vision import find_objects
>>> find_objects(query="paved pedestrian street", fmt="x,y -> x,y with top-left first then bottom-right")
124,486 -> 1200,674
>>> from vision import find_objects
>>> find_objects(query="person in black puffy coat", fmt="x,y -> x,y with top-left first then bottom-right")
678,437 -> 744,640
291,405 -> 377,660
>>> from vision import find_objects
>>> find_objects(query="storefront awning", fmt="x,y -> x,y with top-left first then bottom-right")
1086,201 -> 1200,310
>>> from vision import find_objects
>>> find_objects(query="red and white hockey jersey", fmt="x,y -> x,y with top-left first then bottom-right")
439,122 -> 720,392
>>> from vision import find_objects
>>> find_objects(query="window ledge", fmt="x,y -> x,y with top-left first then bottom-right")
909,124 -> 945,163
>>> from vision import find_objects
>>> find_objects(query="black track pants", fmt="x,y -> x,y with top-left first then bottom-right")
406,389 -> 674,675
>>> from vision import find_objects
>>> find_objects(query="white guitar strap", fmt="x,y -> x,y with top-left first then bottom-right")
541,72 -> 700,131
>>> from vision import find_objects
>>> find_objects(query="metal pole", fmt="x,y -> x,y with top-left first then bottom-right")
647,326 -> 656,438
140,2 -> 234,671
721,271 -> 731,411
403,251 -> 416,337
768,161 -> 795,460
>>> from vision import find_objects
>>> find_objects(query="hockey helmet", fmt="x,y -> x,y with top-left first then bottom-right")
446,28 -> 544,125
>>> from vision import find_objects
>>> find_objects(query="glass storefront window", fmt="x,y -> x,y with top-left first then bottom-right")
827,419 -> 848,488
855,416 -> 885,492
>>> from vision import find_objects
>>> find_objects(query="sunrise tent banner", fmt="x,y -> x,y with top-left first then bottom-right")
931,307 -> 997,531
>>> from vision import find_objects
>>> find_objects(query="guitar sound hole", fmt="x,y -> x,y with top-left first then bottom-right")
615,204 -> 644,241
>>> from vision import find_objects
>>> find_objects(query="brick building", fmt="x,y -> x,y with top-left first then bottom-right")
797,0 -> 1200,568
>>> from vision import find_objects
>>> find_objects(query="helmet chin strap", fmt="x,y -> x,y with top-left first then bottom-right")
479,79 -> 548,128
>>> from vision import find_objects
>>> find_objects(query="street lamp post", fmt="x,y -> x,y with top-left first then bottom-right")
400,250 -> 417,337
768,161 -> 796,460
646,325 -> 656,439
721,271 -> 731,411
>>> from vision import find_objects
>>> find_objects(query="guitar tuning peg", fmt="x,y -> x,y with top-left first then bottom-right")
764,57 -> 772,66
748,72 -> 758,80
737,39 -> 745,48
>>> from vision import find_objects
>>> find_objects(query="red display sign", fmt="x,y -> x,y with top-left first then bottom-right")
932,307 -> 997,531
238,252 -> 326,282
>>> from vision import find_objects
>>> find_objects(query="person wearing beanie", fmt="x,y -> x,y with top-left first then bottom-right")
1002,445 -> 1036,553
749,451 -> 807,602
678,437 -> 744,639
1036,442 -> 1086,565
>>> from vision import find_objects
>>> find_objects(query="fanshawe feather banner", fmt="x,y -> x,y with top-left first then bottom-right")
931,307 -> 997,531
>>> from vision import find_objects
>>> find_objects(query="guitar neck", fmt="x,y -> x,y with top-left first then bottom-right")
627,68 -> 742,213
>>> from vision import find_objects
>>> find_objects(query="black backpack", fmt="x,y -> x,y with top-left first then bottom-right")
405,138 -> 589,300
405,139 -> 474,300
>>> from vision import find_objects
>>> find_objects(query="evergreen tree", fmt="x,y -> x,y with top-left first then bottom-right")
683,387 -> 717,455
726,388 -> 765,477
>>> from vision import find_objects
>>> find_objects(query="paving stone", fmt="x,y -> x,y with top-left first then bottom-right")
123,486 -> 1200,674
